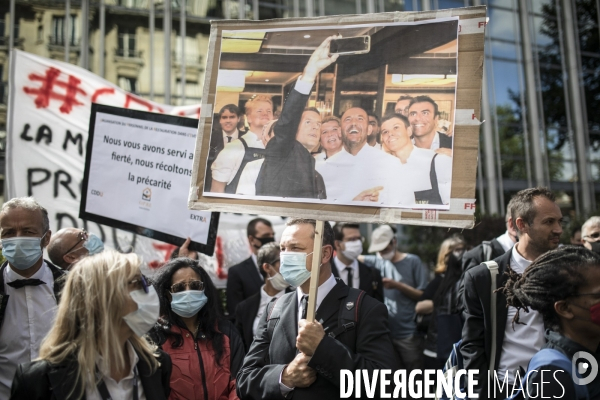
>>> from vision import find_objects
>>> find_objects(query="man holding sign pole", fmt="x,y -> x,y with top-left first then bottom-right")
236,218 -> 397,399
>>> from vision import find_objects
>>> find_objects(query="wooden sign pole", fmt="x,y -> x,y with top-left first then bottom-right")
306,220 -> 324,322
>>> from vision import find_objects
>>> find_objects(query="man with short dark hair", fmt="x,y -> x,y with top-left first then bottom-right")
332,223 -> 383,302
205,104 -> 243,191
235,242 -> 288,352
47,227 -> 105,270
366,111 -> 380,148
237,218 -> 397,399
570,225 -> 583,246
461,187 -> 563,399
395,95 -> 413,116
226,218 -> 275,316
0,197 -> 66,398
408,95 -> 452,151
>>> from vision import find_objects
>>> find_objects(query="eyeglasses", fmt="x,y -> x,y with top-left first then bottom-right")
128,275 -> 150,293
64,229 -> 89,254
170,280 -> 204,293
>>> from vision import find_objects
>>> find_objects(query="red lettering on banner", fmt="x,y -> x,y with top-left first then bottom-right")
425,210 -> 437,220
23,67 -> 86,114
464,203 -> 476,210
478,21 -> 487,28
472,113 -> 476,120
148,242 -> 178,269
92,87 -> 116,103
124,93 -> 164,113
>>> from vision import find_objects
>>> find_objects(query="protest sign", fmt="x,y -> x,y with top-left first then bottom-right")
189,6 -> 486,228
81,104 -> 219,254
6,50 -> 216,265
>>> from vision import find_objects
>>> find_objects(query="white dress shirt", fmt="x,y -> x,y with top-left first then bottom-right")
86,341 -> 147,400
333,256 -> 360,288
222,129 -> 239,144
211,130 -> 264,185
412,131 -> 442,150
404,147 -> 453,204
253,285 -> 284,337
0,262 -> 58,399
280,273 -> 338,395
316,145 -> 415,207
497,244 -> 545,384
236,158 -> 265,196
496,231 -> 516,252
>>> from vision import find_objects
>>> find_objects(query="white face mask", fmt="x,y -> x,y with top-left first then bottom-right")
123,286 -> 160,337
341,239 -> 363,261
268,272 -> 290,292
378,248 -> 395,261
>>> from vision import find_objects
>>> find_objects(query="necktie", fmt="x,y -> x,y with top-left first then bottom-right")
7,279 -> 46,289
227,136 -> 232,143
300,295 -> 309,319
346,267 -> 354,288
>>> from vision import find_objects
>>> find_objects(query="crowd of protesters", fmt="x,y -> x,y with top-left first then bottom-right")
1,187 -> 600,399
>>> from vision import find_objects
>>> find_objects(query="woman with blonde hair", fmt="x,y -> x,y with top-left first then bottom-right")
10,250 -> 172,400
415,234 -> 465,370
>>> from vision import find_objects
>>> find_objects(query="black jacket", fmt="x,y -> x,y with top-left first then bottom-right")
460,249 -> 512,399
256,88 -> 326,199
226,256 -> 263,317
10,348 -> 172,400
0,260 -> 66,330
439,131 -> 453,149
331,260 -> 384,303
236,279 -> 399,400
204,124 -> 226,192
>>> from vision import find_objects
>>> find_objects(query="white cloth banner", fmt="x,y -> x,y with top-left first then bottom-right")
6,49 -> 209,274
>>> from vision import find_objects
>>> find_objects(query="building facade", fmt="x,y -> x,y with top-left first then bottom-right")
2,0 -> 598,217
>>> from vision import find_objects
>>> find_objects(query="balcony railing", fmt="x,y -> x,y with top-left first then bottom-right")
115,48 -> 143,58
0,36 -> 25,48
48,36 -> 79,47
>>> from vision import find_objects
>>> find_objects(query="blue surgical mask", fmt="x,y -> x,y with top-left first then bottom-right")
280,251 -> 313,287
83,233 -> 104,255
2,233 -> 47,270
171,290 -> 208,318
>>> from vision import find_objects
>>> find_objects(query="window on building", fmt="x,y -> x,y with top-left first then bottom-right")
51,15 -> 76,46
118,28 -> 137,57
118,77 -> 138,94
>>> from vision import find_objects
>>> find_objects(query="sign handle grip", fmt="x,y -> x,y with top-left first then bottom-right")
306,220 -> 324,322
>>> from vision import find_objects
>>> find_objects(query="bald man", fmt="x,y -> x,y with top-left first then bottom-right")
47,228 -> 104,270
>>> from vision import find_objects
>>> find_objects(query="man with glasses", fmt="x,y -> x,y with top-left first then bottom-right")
581,216 -> 600,254
47,227 -> 105,270
332,223 -> 383,302
0,197 -> 67,399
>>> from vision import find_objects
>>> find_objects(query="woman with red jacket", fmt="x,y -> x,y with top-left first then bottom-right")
150,258 -> 244,400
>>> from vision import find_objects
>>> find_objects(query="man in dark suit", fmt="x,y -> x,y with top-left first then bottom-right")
235,242 -> 289,352
331,223 -> 383,302
205,104 -> 242,191
226,218 -> 275,317
461,187 -> 563,399
255,36 -> 339,200
237,218 -> 398,400
408,96 -> 452,151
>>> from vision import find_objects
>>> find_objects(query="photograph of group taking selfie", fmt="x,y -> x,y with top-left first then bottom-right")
203,19 -> 459,210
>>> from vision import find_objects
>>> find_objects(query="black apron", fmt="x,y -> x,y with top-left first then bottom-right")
414,153 -> 443,205
224,137 -> 266,194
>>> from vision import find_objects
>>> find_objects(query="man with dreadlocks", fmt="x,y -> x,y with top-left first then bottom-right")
500,245 -> 600,399
461,187 -> 564,399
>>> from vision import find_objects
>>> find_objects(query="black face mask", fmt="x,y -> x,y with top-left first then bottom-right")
253,236 -> 275,247
590,241 -> 600,255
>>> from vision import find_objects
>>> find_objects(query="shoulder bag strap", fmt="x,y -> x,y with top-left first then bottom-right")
483,260 -> 499,372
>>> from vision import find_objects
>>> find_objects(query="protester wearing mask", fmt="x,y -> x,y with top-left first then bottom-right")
47,227 -> 105,270
0,197 -> 67,399
226,218 -> 275,317
150,258 -> 244,400
10,250 -> 171,400
237,218 -> 398,400
415,235 -> 465,370
360,224 -> 428,377
499,246 -> 600,399
332,223 -> 383,302
582,216 -> 600,254
235,242 -> 290,352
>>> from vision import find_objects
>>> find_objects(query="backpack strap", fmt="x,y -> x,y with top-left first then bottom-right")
482,241 -> 493,261
483,260 -> 499,372
328,288 -> 365,339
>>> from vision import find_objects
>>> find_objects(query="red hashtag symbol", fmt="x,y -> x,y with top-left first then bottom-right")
23,67 -> 87,114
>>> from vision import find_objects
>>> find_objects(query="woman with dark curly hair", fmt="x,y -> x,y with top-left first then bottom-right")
149,258 -> 244,400
499,245 -> 600,399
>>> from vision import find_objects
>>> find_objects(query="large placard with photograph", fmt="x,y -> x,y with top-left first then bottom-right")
190,7 -> 486,228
